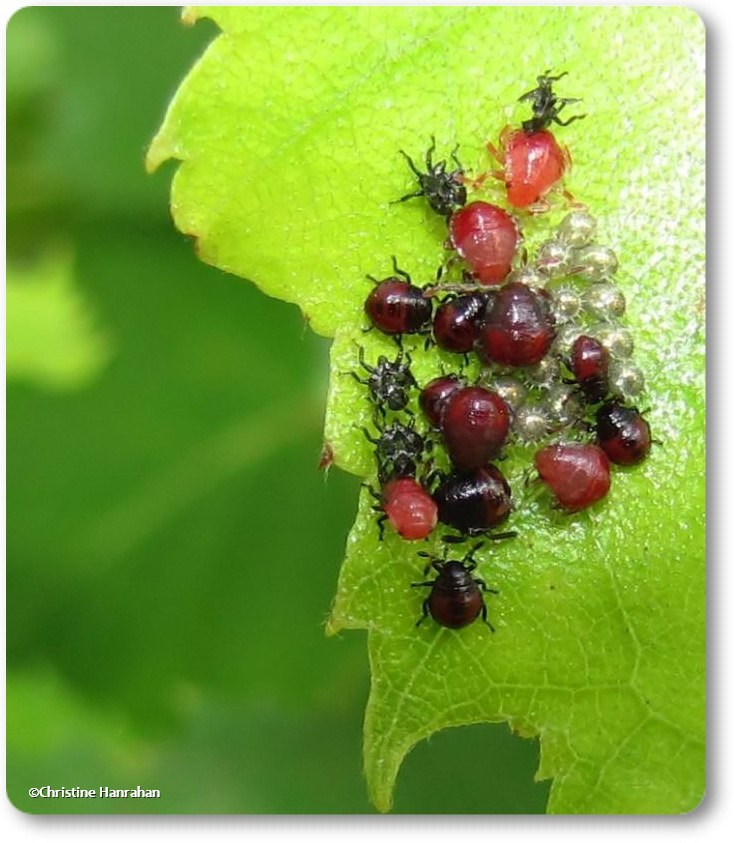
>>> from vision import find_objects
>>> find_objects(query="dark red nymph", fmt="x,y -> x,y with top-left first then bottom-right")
433,466 -> 512,535
412,545 -> 498,630
419,374 -> 463,428
440,386 -> 510,470
596,401 -> 652,466
432,293 -> 488,354
364,261 -> 432,336
478,282 -> 555,367
570,335 -> 610,403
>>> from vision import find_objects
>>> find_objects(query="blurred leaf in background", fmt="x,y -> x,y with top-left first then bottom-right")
6,7 -> 548,813
7,244 -> 114,391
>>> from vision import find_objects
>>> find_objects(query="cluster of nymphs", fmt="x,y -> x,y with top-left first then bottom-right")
354,73 -> 652,633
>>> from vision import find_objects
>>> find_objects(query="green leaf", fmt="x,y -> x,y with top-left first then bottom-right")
148,6 -> 705,813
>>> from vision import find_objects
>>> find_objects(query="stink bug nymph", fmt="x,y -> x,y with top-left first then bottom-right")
518,71 -> 586,133
351,345 -> 417,414
395,136 -> 467,218
364,416 -> 430,481
364,258 -> 433,336
412,544 -> 498,630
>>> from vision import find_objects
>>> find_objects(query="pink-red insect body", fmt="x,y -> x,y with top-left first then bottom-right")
499,127 -> 570,209
380,476 -> 438,541
486,72 -> 585,210
534,443 -> 611,512
448,201 -> 519,285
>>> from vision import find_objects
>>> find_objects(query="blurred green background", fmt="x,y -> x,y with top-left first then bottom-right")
6,7 -> 549,813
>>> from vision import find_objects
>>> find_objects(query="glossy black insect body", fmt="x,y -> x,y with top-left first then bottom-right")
412,545 -> 498,630
432,292 -> 488,354
433,466 -> 512,535
364,417 -> 430,481
595,400 -> 652,466
351,346 -> 417,414
395,136 -> 467,217
364,259 -> 433,336
519,71 -> 586,133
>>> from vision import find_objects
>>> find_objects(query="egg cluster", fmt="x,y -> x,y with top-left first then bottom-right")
353,74 -> 652,631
